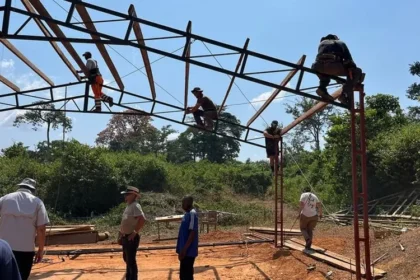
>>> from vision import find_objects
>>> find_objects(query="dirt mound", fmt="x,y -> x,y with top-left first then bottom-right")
371,228 -> 420,279
199,230 -> 244,242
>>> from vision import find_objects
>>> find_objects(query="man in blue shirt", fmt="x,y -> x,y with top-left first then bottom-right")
0,239 -> 22,280
176,196 -> 198,280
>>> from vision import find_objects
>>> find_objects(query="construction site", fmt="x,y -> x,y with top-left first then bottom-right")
0,0 -> 419,279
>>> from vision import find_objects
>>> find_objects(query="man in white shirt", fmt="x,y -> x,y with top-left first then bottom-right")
0,178 -> 50,280
298,187 -> 322,251
77,51 -> 114,112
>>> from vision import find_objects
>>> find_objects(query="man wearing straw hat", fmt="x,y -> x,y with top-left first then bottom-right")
0,178 -> 49,280
186,87 -> 218,131
118,186 -> 146,280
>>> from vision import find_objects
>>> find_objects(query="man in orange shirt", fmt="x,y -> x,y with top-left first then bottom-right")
77,52 -> 114,112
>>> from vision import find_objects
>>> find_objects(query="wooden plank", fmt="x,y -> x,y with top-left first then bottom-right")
281,87 -> 342,135
75,4 -> 124,90
284,240 -> 386,278
21,0 -> 80,81
40,231 -> 98,246
247,55 -> 305,127
393,190 -> 416,216
128,5 -> 156,99
401,193 -> 420,215
28,0 -> 88,75
0,74 -> 20,91
155,215 -> 183,222
249,227 -> 301,234
0,38 -> 54,86
289,238 -> 387,276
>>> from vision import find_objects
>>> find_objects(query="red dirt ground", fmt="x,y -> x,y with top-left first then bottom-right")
30,226 -> 375,280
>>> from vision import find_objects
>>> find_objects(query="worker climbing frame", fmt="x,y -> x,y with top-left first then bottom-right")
0,1 -> 371,279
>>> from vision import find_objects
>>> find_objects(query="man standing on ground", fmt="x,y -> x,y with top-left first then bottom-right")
298,187 -> 322,251
176,196 -> 199,280
263,120 -> 282,176
186,87 -> 218,131
77,51 -> 114,112
119,186 -> 146,280
0,239 -> 22,280
0,178 -> 49,280
311,34 -> 362,105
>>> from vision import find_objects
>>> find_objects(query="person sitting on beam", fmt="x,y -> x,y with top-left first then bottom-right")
77,51 -> 114,112
263,120 -> 281,176
311,34 -> 363,106
186,87 -> 218,131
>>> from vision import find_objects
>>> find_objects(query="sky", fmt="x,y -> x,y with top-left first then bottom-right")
0,0 -> 419,161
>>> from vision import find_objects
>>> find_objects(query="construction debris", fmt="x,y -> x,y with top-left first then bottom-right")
284,238 -> 387,278
38,225 -> 109,246
399,242 -> 405,251
371,253 -> 388,266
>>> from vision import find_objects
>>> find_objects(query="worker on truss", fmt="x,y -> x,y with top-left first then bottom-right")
312,34 -> 363,105
77,52 -> 114,112
299,187 -> 322,251
263,120 -> 281,176
186,87 -> 218,131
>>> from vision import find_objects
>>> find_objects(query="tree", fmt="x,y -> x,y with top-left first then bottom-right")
96,110 -> 156,153
407,61 -> 420,120
285,98 -> 335,151
1,142 -> 29,158
143,125 -> 176,157
13,104 -> 72,147
167,108 -> 244,163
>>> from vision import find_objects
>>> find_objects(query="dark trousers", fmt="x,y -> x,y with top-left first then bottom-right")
180,256 -> 195,280
312,61 -> 362,95
12,251 -> 35,280
193,110 -> 217,129
122,234 -> 140,280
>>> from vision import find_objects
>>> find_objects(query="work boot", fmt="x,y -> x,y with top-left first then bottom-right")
109,97 -> 114,107
316,87 -> 334,102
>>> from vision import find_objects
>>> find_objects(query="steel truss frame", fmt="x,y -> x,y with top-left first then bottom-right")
0,1 -> 371,279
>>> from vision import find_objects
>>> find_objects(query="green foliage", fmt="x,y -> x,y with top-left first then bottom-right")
1,142 -> 29,158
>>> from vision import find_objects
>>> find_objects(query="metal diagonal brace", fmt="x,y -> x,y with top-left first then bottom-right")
75,4 -> 125,90
0,38 -> 54,86
128,4 -> 156,99
183,21 -> 192,122
21,0 -> 80,81
218,38 -> 249,115
247,55 -> 306,127
27,0 -> 88,76
281,87 -> 342,135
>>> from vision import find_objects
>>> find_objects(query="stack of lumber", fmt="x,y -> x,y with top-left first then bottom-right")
284,238 -> 387,278
37,225 -> 108,246
248,227 -> 301,236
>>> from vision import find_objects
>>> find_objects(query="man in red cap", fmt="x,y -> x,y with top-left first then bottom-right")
186,87 -> 218,131
77,51 -> 114,112
118,186 -> 146,280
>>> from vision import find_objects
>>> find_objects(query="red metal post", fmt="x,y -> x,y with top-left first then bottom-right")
359,87 -> 372,279
350,87 -> 372,280
274,139 -> 279,247
280,137 -> 284,247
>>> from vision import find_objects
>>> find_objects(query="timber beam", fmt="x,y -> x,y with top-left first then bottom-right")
21,0 -> 80,81
75,4 -> 125,90
128,4 -> 156,99
0,74 -> 20,92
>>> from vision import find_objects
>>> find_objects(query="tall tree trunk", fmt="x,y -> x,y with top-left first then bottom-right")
47,121 -> 51,148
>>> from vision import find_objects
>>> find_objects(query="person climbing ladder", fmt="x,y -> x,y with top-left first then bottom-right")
263,120 -> 281,176
77,52 -> 114,112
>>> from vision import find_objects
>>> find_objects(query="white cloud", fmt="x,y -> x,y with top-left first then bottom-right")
15,73 -> 48,91
250,82 -> 291,108
167,132 -> 180,141
0,59 -> 15,70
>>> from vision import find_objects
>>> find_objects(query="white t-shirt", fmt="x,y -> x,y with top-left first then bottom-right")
86,58 -> 98,70
300,192 -> 319,217
120,202 -> 145,235
0,189 -> 50,252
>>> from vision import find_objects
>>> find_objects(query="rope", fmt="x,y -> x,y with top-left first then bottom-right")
283,143 -> 332,217
201,41 -> 269,127
51,0 -> 185,106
